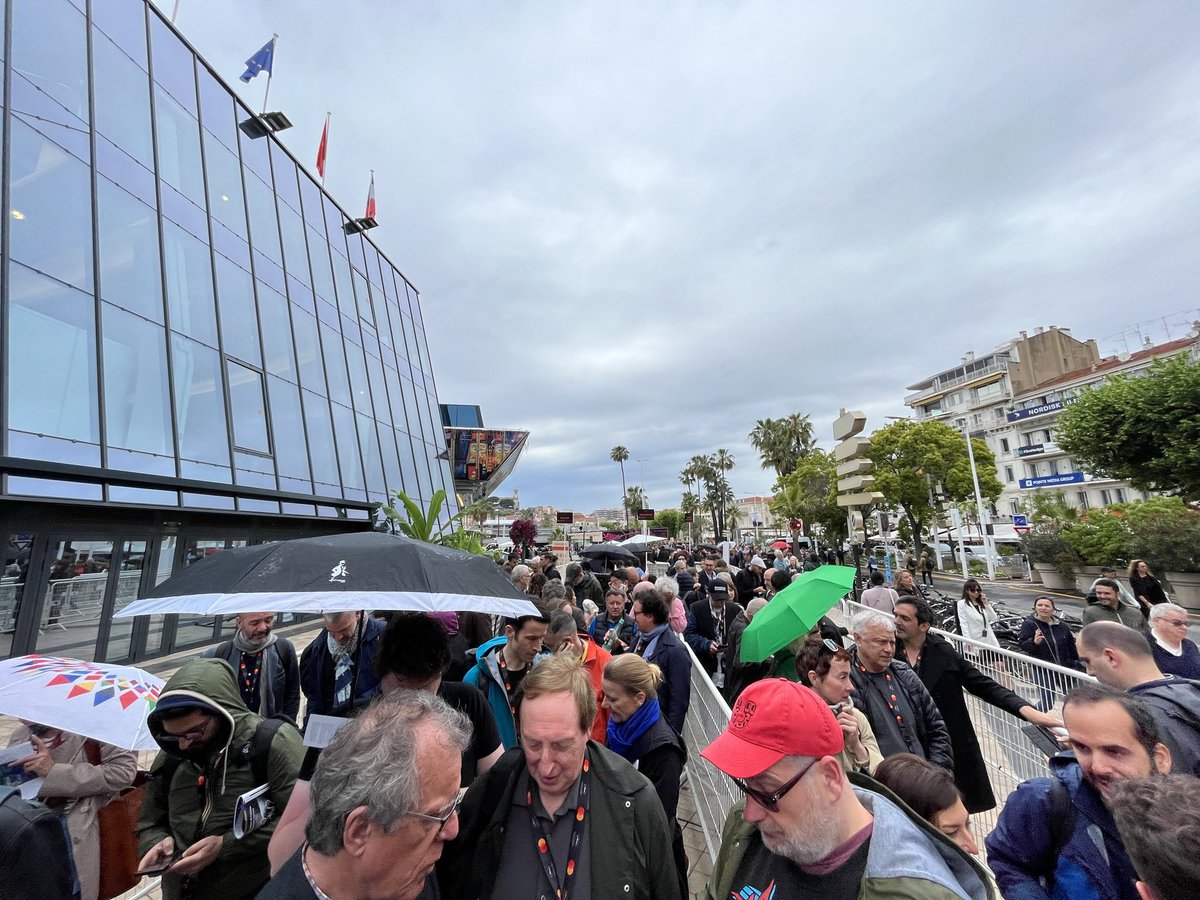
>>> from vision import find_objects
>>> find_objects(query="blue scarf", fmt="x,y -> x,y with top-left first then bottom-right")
636,622 -> 669,658
606,697 -> 661,760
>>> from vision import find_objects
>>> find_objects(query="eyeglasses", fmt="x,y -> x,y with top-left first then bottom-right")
730,757 -> 819,812
966,587 -> 981,593
159,722 -> 210,745
402,796 -> 461,834
1163,619 -> 1190,628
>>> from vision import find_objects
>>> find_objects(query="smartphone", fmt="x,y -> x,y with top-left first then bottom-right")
831,702 -> 846,715
137,853 -> 182,876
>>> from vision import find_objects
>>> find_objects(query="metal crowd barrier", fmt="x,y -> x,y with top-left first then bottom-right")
676,596 -> 1094,859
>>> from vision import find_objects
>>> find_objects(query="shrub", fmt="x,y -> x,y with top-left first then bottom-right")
1021,524 -> 1081,581
1059,506 -> 1133,566
1124,497 -> 1200,573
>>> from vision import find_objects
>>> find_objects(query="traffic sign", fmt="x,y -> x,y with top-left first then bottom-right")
1014,526 -> 1030,535
636,508 -> 655,521
556,511 -> 574,524
833,409 -> 868,441
1012,514 -> 1028,527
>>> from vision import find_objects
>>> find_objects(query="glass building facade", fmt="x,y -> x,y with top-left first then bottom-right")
0,0 -> 456,663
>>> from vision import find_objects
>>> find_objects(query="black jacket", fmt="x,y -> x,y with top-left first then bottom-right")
1017,616 -> 1080,670
724,610 -> 770,703
900,633 -> 1031,812
849,648 -> 954,772
639,627 -> 692,735
0,789 -> 73,900
683,598 -> 743,675
204,636 -> 301,722
732,568 -> 763,604
438,744 -> 680,900
1129,677 -> 1200,777
628,717 -> 688,900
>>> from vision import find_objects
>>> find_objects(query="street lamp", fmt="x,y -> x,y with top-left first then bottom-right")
957,419 -> 997,582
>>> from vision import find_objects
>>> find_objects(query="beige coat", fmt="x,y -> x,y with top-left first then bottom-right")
834,705 -> 885,775
8,726 -> 138,900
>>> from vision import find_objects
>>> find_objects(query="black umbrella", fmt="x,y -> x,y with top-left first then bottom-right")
579,542 -> 637,562
114,531 -> 540,618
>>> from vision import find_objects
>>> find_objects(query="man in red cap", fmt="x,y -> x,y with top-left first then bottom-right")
700,679 -> 998,900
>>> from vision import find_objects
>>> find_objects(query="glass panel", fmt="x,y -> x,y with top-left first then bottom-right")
397,428 -> 417,496
346,233 -> 367,274
1,536 -> 34,658
103,303 -> 173,462
155,86 -> 206,208
345,340 -> 371,415
34,539 -> 118,661
278,205 -> 309,285
302,390 -> 339,490
258,286 -> 297,381
245,172 -> 282,264
352,269 -> 374,326
92,29 -> 154,169
7,476 -> 103,500
197,68 -> 237,151
357,412 -> 385,493
142,536 -> 177,657
6,263 -> 99,446
215,255 -> 261,366
227,361 -> 270,453
108,485 -> 177,505
11,0 -> 89,125
96,133 -> 155,206
291,308 -> 327,396
102,540 -> 147,662
308,227 -> 335,302
323,330 -> 352,406
97,177 -> 164,322
298,171 -> 324,227
92,0 -> 148,68
150,14 -> 197,115
204,129 -> 248,239
331,252 -> 354,316
270,142 -> 300,212
8,118 -> 94,292
163,219 -> 218,346
323,196 -> 347,246
402,375 -> 424,443
378,424 -> 402,495
268,376 -> 310,483
172,334 -> 230,469
331,403 -> 365,490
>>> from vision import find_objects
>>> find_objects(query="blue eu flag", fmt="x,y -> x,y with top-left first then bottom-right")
240,38 -> 275,83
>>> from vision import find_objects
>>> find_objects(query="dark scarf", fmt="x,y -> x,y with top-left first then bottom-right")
606,698 -> 661,760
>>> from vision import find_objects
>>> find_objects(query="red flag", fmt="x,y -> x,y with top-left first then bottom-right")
315,113 -> 330,179
365,171 -> 376,219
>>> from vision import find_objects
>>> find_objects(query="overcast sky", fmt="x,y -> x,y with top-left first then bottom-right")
163,1 -> 1200,514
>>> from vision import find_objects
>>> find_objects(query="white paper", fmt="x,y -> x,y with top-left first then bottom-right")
303,714 -> 352,749
0,742 -> 34,765
19,777 -> 43,801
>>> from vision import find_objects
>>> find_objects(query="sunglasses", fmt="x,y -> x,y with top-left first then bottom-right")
729,756 -> 818,812
402,795 -> 461,835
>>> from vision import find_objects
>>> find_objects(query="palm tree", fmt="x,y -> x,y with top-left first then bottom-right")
623,486 -> 646,522
749,414 -> 815,478
610,445 -> 630,528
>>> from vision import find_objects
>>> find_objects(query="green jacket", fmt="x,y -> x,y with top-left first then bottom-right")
703,774 -> 999,900
439,742 -> 681,900
136,658 -> 304,900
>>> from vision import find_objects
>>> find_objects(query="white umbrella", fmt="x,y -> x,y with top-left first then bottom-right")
618,535 -> 667,546
0,656 -> 164,751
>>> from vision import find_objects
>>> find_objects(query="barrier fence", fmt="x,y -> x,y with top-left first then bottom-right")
678,596 -> 1094,860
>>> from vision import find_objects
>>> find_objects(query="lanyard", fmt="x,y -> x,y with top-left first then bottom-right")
496,651 -> 520,721
857,662 -> 917,744
528,753 -> 591,900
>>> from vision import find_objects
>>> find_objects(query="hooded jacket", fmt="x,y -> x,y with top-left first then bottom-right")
463,636 -> 550,750
1128,676 -> 1200,777
704,775 -> 998,900
136,658 -> 305,900
985,755 -> 1140,900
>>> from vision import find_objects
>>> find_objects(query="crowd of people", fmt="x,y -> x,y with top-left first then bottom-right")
2,539 -> 1199,900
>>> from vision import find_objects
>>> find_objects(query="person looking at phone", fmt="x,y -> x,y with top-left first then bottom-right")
795,637 -> 882,774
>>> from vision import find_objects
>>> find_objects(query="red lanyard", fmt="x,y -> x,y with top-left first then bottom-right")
496,652 -> 519,721
528,753 -> 591,900
857,661 -> 907,728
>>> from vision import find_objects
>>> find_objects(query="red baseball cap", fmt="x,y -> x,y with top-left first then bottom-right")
701,679 -> 844,777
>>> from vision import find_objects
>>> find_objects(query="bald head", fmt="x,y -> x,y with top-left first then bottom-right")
1077,622 -> 1162,690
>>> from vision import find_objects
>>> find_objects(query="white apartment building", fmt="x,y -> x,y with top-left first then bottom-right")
1000,330 -> 1199,513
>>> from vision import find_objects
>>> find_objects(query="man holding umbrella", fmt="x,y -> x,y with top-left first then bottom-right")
204,612 -> 300,723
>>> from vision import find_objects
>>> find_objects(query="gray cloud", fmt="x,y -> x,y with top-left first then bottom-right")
169,0 -> 1200,512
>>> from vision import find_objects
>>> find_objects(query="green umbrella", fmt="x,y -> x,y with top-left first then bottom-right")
740,565 -> 858,663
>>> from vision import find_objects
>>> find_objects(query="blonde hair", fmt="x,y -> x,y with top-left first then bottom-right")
1128,559 -> 1153,578
515,654 -> 596,734
603,653 -> 663,700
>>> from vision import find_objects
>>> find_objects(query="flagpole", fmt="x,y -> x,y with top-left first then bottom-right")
261,34 -> 279,114
171,0 -> 182,23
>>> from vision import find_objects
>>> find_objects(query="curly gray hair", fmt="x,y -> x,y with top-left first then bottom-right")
306,690 -> 470,855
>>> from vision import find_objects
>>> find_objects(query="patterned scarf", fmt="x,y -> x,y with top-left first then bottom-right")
328,627 -> 360,709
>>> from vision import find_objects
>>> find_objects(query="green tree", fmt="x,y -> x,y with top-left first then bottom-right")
680,492 -> 702,540
650,508 -> 685,538
610,445 -> 631,528
1055,354 -> 1200,501
749,413 -> 816,478
771,449 -> 846,543
623,485 -> 646,521
868,419 -> 1003,554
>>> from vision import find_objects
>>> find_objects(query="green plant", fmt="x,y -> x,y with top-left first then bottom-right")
1124,497 -> 1200,573
1021,524 -> 1081,581
1060,507 -> 1132,566
380,489 -> 488,555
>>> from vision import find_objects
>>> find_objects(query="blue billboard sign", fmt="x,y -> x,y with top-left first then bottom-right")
1018,472 -> 1085,489
1007,399 -> 1070,422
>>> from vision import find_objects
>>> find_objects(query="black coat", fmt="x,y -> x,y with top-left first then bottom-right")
724,610 -> 770,702
640,628 -> 692,736
628,717 -> 688,900
683,598 -> 743,675
1130,572 -> 1169,607
1017,616 -> 1079,670
733,568 -> 763,604
900,633 -> 1031,813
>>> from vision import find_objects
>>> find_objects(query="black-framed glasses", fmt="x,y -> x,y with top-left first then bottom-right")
402,795 -> 461,834
729,757 -> 819,812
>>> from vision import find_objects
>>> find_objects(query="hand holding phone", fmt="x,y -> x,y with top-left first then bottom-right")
137,852 -> 181,876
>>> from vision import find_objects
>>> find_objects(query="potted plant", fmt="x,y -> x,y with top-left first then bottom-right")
1059,507 -> 1132,592
1021,524 -> 1081,591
